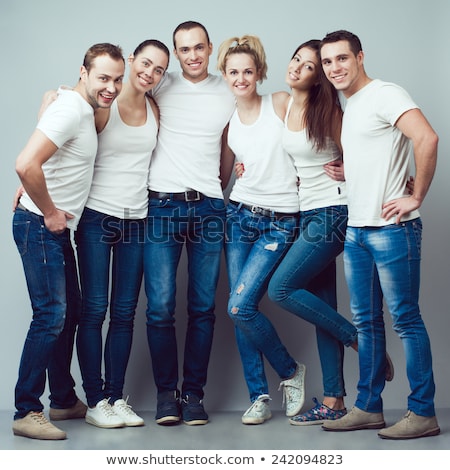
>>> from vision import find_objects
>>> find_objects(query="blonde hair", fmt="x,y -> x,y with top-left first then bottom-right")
217,35 -> 267,83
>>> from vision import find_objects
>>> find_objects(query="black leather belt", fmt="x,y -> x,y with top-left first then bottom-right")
149,190 -> 205,202
229,200 -> 298,220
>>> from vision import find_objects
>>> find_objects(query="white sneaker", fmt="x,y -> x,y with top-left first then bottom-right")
112,398 -> 144,427
85,398 -> 125,428
242,394 -> 272,425
278,362 -> 306,417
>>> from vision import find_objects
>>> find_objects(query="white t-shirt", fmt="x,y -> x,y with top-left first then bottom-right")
282,98 -> 346,212
86,98 -> 158,219
341,79 -> 419,227
20,87 -> 97,230
229,94 -> 299,213
148,72 -> 235,199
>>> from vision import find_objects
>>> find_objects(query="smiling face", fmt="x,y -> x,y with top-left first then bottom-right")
222,52 -> 260,99
173,26 -> 212,83
80,54 -> 125,109
128,45 -> 169,93
285,46 -> 319,92
320,39 -> 365,98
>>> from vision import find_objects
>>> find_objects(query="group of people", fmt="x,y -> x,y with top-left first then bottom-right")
12,20 -> 440,443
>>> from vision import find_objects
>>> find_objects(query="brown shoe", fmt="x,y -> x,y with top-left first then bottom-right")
385,352 -> 394,382
49,399 -> 87,421
378,411 -> 440,440
13,411 -> 67,440
322,406 -> 385,431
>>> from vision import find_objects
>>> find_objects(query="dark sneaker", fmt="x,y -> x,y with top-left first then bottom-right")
155,391 -> 181,425
181,394 -> 208,425
289,397 -> 346,426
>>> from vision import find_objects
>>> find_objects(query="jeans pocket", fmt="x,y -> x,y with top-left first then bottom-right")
13,219 -> 30,256
208,197 -> 226,213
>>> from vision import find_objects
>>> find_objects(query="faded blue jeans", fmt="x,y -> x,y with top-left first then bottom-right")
269,205 -> 356,398
75,207 -> 145,407
144,195 -> 226,399
344,220 -> 436,416
12,207 -> 80,419
225,201 -> 299,402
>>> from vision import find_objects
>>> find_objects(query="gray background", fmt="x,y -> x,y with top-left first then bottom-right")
0,0 -> 448,414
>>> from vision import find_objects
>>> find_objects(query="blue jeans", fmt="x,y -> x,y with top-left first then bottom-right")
225,202 -> 298,402
269,205 -> 356,398
12,207 -> 80,419
144,196 -> 225,398
344,220 -> 436,416
75,207 -> 145,407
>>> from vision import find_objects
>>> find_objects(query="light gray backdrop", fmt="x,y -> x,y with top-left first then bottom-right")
1,0 -> 448,413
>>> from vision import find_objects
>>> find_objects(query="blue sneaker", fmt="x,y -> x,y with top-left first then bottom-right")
181,394 -> 208,425
289,397 -> 347,426
155,390 -> 181,425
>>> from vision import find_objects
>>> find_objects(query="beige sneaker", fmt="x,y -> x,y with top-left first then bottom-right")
322,406 -> 385,431
378,410 -> 440,440
49,399 -> 87,421
278,362 -> 306,417
13,411 -> 67,440
242,395 -> 272,425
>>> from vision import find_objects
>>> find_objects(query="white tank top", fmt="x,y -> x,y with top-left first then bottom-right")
228,94 -> 299,213
86,98 -> 158,219
282,97 -> 346,211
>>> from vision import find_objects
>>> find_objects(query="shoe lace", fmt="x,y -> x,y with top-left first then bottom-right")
115,397 -> 136,416
278,381 -> 299,408
251,395 -> 271,412
98,398 -> 118,417
30,411 -> 49,425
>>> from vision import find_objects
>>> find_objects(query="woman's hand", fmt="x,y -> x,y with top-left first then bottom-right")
235,162 -> 245,178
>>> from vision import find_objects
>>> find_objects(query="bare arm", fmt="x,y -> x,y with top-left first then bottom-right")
16,129 -> 73,232
219,124 -> 235,190
381,108 -> 438,224
37,90 -> 58,120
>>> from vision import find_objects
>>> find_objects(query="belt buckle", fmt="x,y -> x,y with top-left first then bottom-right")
185,190 -> 201,202
251,205 -> 266,216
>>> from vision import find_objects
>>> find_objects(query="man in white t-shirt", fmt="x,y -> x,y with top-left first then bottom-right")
12,44 -> 125,440
144,21 -> 235,426
318,30 -> 439,440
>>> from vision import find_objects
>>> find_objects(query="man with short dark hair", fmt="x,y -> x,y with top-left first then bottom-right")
12,43 -> 124,440
144,21 -> 235,426
319,30 -> 440,440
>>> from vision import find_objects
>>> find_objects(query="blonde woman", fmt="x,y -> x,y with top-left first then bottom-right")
218,35 -> 305,425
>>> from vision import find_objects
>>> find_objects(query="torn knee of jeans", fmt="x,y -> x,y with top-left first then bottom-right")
231,306 -> 239,314
236,283 -> 245,294
264,242 -> 278,251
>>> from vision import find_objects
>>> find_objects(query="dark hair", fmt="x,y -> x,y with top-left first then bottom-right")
320,30 -> 362,56
83,43 -> 124,73
292,40 -> 342,151
172,20 -> 210,48
133,39 -> 170,69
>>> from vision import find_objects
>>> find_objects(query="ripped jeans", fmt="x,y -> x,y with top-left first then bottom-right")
225,201 -> 299,402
